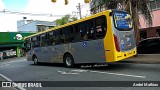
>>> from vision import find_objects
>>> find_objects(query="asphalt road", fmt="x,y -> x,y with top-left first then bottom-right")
0,57 -> 160,90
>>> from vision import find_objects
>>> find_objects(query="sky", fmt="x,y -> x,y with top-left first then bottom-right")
0,0 -> 90,32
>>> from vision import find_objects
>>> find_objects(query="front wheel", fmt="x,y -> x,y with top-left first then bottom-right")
63,54 -> 74,68
33,56 -> 39,65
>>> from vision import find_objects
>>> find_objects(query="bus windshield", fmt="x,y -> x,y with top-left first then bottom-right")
113,11 -> 133,31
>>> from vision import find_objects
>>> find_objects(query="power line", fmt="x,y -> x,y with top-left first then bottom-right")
0,9 -> 80,17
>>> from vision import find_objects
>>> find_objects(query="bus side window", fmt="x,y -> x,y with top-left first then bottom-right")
95,16 -> 107,39
71,25 -> 80,42
61,27 -> 72,44
32,36 -> 40,48
49,31 -> 55,46
40,34 -> 46,47
88,20 -> 95,40
24,38 -> 31,50
55,30 -> 60,44
46,33 -> 50,46
79,22 -> 88,41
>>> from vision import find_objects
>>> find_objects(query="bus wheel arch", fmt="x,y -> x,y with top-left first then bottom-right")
63,53 -> 74,68
32,54 -> 39,65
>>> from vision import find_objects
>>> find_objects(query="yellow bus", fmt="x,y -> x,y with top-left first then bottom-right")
24,10 -> 137,68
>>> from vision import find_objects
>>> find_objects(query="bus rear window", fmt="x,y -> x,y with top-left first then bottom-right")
113,11 -> 133,31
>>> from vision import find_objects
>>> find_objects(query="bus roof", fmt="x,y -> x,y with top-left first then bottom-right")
24,10 -> 113,40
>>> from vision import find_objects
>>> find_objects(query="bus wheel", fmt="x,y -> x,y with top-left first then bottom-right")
64,54 -> 74,68
33,56 -> 38,65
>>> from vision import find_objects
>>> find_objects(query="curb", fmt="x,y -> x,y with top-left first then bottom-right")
124,54 -> 160,64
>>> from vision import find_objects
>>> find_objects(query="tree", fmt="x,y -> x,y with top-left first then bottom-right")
123,0 -> 152,45
90,0 -> 152,45
55,15 -> 78,26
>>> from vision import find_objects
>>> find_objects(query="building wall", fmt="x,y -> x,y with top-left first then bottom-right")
0,32 -> 34,58
139,10 -> 160,39
17,20 -> 55,33
0,32 -> 34,44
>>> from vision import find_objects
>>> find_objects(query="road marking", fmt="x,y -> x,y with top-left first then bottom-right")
0,74 -> 26,90
58,69 -> 146,78
58,69 -> 89,75
58,70 -> 80,75
71,69 -> 88,72
90,71 -> 146,78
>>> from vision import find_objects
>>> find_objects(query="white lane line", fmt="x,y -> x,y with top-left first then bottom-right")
71,69 -> 88,72
0,74 -> 26,90
58,70 -> 80,75
90,71 -> 146,78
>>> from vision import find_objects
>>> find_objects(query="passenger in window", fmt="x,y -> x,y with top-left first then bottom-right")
40,41 -> 45,47
71,28 -> 76,42
72,27 -> 81,42
89,28 -> 95,39
83,32 -> 88,40
96,25 -> 103,38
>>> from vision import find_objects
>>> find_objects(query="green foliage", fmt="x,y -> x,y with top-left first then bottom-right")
55,15 -> 78,26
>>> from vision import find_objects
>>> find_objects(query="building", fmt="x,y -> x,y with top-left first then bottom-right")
0,32 -> 34,59
139,0 -> 160,39
0,20 -> 55,59
17,20 -> 55,33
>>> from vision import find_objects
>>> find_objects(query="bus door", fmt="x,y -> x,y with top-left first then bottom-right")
47,30 -> 63,63
77,17 -> 106,63
113,11 -> 136,52
39,34 -> 49,62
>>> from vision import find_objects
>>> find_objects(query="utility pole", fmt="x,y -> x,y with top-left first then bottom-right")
76,3 -> 82,19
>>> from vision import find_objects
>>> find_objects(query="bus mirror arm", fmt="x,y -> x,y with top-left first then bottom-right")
109,12 -> 113,16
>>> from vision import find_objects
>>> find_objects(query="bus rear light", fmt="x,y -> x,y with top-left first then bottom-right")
113,34 -> 120,52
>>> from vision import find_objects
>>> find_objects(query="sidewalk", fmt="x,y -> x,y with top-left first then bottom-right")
0,57 -> 24,63
124,54 -> 160,64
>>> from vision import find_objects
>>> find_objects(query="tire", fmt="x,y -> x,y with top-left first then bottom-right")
63,54 -> 74,68
33,56 -> 39,65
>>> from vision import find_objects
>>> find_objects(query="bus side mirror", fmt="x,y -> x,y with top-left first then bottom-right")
109,12 -> 113,16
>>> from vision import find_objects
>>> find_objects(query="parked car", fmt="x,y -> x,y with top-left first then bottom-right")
137,37 -> 160,54
0,49 -> 17,59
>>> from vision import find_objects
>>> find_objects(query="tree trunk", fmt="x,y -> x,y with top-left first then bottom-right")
134,6 -> 140,45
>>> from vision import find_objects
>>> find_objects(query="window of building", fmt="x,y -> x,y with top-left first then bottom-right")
140,30 -> 147,40
150,0 -> 160,10
156,28 -> 160,37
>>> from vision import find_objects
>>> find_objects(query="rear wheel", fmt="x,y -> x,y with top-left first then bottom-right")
33,56 -> 38,65
64,54 -> 74,68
